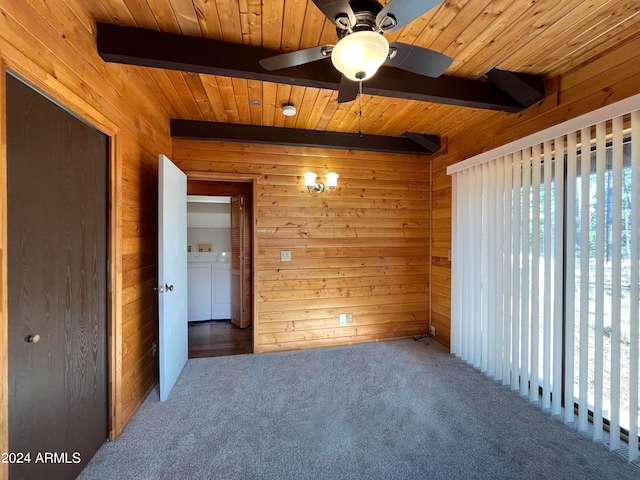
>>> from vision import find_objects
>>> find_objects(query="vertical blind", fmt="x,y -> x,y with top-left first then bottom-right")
450,110 -> 640,461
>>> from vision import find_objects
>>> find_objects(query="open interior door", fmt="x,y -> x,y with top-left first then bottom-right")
230,194 -> 252,328
158,154 -> 188,401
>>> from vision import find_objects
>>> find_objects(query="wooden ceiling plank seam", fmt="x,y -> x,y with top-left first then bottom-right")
132,68 -> 180,118
94,0 -> 138,25
230,77 -> 252,125
425,0 -> 493,55
420,107 -> 494,141
239,0 -> 262,46
192,0 -> 225,40
149,69 -> 193,119
451,0 -> 588,77
215,75 -> 241,123
559,34 -> 640,91
360,98 -> 408,136
442,0 -> 536,76
413,0 -> 467,51
281,0 -> 309,52
495,0 -> 616,73
119,0 -> 161,29
353,97 -> 397,134
159,68 -> 201,118
325,99 -> 359,132
163,69 -> 205,120
20,0 -> 102,56
247,79 -> 264,125
290,86 -> 319,130
80,0 -> 113,26
385,101 -> 444,137
316,92 -> 339,131
216,0 -> 244,44
545,10 -> 640,76
555,27 -> 640,83
168,0 -> 204,37
409,106 -> 455,134
298,0 -> 328,49
261,0 -> 285,49
138,0 -> 181,33
366,101 -> 428,137
200,75 -> 230,123
59,0 -> 104,34
438,0 -> 516,68
261,81 -> 278,127
303,89 -> 335,130
184,71 -> 217,121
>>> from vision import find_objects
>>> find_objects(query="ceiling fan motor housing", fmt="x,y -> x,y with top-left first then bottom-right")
335,0 -> 384,37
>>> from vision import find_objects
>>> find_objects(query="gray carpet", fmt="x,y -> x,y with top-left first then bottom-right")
79,339 -> 640,479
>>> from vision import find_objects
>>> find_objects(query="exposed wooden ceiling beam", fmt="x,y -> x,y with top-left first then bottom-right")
171,120 -> 441,155
97,23 -> 544,113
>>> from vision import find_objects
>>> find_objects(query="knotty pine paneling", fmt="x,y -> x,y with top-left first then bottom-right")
172,140 -> 431,352
428,36 -> 640,347
0,0 -> 172,455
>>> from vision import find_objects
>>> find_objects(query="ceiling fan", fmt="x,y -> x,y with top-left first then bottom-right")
259,0 -> 453,103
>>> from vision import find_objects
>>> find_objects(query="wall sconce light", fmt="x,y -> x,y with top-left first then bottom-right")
304,172 -> 339,195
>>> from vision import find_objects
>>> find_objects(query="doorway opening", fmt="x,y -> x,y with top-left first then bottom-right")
186,179 -> 254,358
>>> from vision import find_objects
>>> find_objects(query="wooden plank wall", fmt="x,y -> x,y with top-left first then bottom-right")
172,141 -> 431,352
429,35 -> 640,346
0,0 -> 172,457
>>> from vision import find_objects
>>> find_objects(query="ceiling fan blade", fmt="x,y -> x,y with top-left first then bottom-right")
311,0 -> 357,29
337,75 -> 359,103
376,0 -> 442,32
387,42 -> 453,78
259,46 -> 333,71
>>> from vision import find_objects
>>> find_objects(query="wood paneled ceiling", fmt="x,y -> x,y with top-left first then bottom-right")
90,0 -> 640,140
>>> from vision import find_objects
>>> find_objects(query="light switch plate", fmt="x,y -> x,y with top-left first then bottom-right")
280,250 -> 292,261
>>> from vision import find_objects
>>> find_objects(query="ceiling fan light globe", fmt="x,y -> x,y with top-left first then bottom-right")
331,31 -> 389,82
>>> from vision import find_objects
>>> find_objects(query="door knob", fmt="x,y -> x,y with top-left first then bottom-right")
26,334 -> 41,344
165,284 -> 174,292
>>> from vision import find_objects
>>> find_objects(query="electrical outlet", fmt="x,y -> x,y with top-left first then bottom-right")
429,325 -> 436,336
152,341 -> 157,356
346,313 -> 353,324
280,250 -> 292,261
339,313 -> 347,326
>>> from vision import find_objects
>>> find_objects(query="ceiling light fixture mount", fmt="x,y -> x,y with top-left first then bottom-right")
304,172 -> 339,195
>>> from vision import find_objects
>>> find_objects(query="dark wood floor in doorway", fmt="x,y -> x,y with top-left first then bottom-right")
188,320 -> 253,358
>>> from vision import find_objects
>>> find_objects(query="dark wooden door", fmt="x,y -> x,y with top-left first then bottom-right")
6,74 -> 108,479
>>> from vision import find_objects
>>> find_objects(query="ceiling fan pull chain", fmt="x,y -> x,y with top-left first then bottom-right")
358,80 -> 363,137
